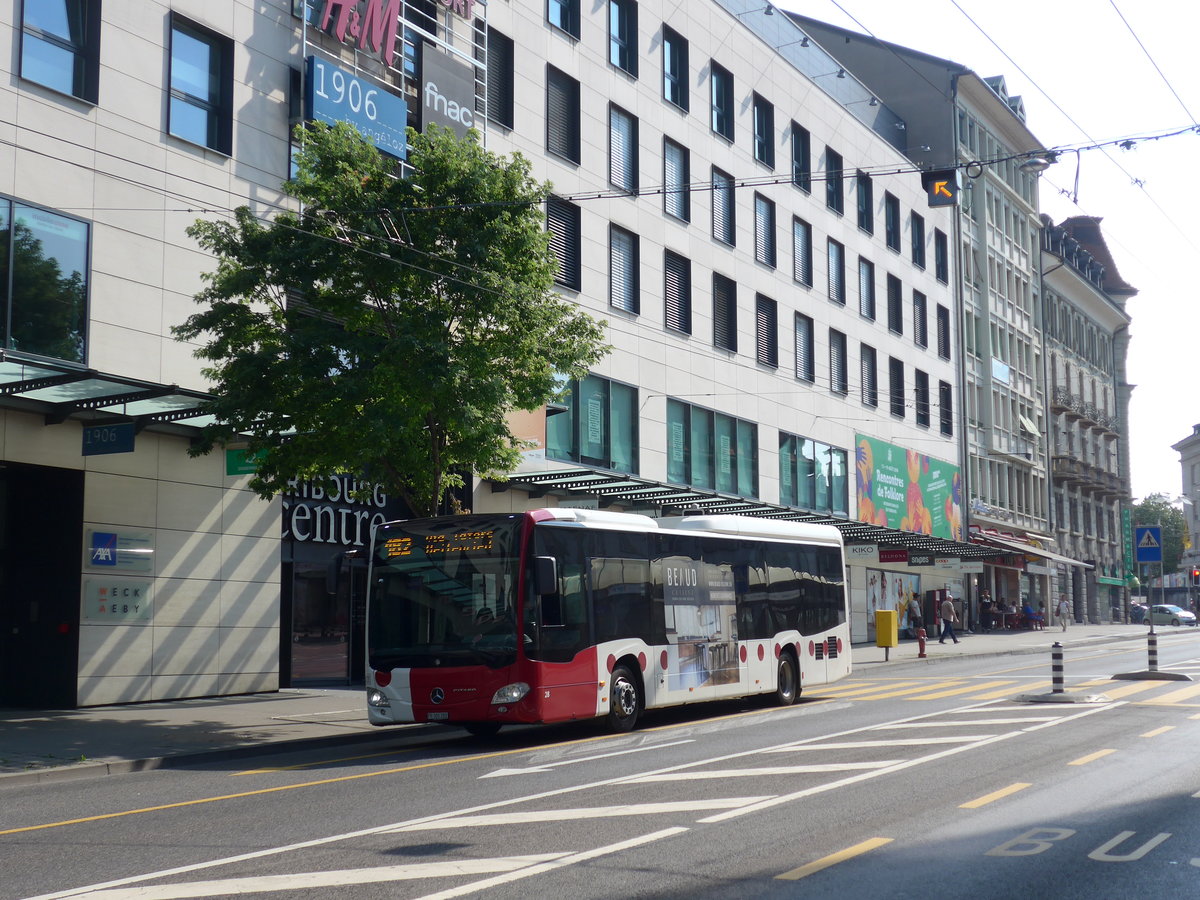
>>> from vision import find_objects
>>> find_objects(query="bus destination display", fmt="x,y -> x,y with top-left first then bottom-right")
383,530 -> 495,558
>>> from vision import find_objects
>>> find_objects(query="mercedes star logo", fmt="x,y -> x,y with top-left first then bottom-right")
430,687 -> 445,704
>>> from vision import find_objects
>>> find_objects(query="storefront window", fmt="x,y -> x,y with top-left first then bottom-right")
547,373 -> 639,473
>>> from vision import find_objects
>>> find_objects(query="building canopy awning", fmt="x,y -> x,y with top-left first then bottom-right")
0,351 -> 216,434
496,466 -> 1004,560
971,533 -> 1094,569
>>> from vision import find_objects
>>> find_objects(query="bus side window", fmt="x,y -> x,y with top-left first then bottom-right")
531,526 -> 591,662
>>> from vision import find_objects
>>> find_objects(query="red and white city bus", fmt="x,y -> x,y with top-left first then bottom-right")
365,507 -> 850,734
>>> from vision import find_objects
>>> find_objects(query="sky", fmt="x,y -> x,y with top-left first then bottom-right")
777,0 -> 1200,503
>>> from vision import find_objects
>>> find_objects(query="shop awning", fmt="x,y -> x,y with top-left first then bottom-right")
0,351 -> 216,434
971,533 -> 1093,569
496,466 -> 1004,559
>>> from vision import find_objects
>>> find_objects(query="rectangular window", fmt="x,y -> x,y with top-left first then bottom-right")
860,344 -> 877,407
667,399 -> 757,497
911,212 -> 926,268
662,26 -> 688,110
169,16 -> 233,154
939,380 -> 953,435
609,224 -> 639,313
548,0 -> 580,38
825,147 -> 843,213
546,65 -> 581,163
485,27 -> 515,129
711,62 -> 734,140
889,357 -> 905,418
546,197 -> 582,290
830,328 -> 847,394
858,257 -> 875,320
753,93 -> 774,167
794,313 -> 814,382
887,274 -> 903,334
913,290 -> 928,347
934,227 -> 949,282
792,217 -> 813,287
609,0 -> 638,76
712,167 -> 735,245
0,200 -> 89,363
779,434 -> 847,515
756,294 -> 778,368
937,303 -> 951,359
20,0 -> 100,103
856,171 -> 873,233
713,273 -> 737,352
609,105 -> 638,193
547,374 -> 638,472
753,193 -> 776,268
914,369 -> 931,427
884,193 -> 900,251
791,122 -> 811,192
663,138 -> 690,221
664,250 -> 691,334
827,239 -> 845,305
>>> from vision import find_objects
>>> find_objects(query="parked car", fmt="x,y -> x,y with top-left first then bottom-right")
1145,604 -> 1197,627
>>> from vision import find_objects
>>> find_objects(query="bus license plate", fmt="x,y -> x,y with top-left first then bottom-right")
427,712 -> 449,721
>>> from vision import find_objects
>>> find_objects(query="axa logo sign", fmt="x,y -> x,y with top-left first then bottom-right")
90,532 -> 118,566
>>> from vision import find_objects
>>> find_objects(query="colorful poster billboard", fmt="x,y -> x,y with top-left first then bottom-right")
855,435 -> 962,540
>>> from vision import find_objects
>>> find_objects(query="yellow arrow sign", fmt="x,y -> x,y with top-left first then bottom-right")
933,181 -> 953,198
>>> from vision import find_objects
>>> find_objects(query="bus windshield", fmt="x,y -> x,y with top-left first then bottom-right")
368,515 -> 523,670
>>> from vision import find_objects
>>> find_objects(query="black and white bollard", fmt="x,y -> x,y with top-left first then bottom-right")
1051,641 -> 1064,694
1148,633 -> 1159,672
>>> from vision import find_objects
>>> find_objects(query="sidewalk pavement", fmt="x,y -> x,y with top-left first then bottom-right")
0,622 -> 1176,787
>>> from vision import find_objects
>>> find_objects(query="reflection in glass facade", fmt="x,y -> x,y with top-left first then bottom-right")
666,399 -> 758,498
779,432 -> 848,516
547,374 -> 638,473
0,201 -> 89,363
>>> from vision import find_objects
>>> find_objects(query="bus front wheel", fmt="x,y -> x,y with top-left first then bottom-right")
608,664 -> 641,732
775,653 -> 799,706
464,722 -> 502,737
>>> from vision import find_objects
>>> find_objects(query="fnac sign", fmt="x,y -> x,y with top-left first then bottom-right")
319,0 -> 476,67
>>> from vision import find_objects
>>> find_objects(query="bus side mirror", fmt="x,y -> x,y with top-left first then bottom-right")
534,556 -> 558,596
534,556 -> 563,628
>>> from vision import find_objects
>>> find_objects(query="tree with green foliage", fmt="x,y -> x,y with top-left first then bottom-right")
175,122 -> 608,516
1132,493 -> 1188,574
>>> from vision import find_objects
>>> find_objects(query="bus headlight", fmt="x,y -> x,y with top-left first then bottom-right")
491,682 -> 530,704
367,689 -> 391,709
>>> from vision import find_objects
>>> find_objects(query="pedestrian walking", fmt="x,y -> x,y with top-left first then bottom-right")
939,594 -> 959,644
907,595 -> 924,639
1056,594 -> 1071,631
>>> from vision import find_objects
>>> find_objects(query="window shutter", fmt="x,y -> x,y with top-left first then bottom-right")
610,227 -> 638,313
861,345 -> 876,406
546,67 -> 579,161
754,195 -> 775,266
755,295 -> 777,367
712,170 -> 734,245
794,314 -> 814,382
713,274 -> 736,351
546,198 -> 580,289
609,106 -> 636,192
664,140 -> 688,220
793,218 -> 812,285
664,251 -> 691,333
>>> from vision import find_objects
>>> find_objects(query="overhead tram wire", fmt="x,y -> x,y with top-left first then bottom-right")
946,0 -> 1200,255
1108,0 -> 1197,126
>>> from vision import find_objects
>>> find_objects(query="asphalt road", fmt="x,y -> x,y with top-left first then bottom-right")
5,632 -> 1200,900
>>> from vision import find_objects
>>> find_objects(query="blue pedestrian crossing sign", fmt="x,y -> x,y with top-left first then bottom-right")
1135,526 -> 1163,563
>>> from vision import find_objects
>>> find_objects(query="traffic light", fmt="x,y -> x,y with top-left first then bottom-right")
1191,567 -> 1200,587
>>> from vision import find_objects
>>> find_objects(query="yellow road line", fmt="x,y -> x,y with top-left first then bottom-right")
1141,726 -> 1175,738
1141,683 -> 1200,705
970,680 -> 1049,700
1101,681 -> 1170,699
960,782 -> 1031,809
1068,749 -> 1117,766
906,680 -> 1016,700
776,837 -> 893,880
848,681 -> 966,701
814,681 -> 921,697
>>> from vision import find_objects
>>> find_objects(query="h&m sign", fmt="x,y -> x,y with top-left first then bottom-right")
319,0 -> 477,67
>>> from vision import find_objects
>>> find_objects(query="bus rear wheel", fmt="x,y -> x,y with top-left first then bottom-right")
775,653 -> 799,706
607,664 -> 641,732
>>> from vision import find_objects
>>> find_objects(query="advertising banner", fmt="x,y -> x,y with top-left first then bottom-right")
855,435 -> 962,540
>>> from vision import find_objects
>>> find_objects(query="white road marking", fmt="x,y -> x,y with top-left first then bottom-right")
68,856 -> 570,899
624,762 -> 903,782
480,739 -> 694,778
870,717 -> 1060,727
390,797 -> 770,831
766,737 -> 994,750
